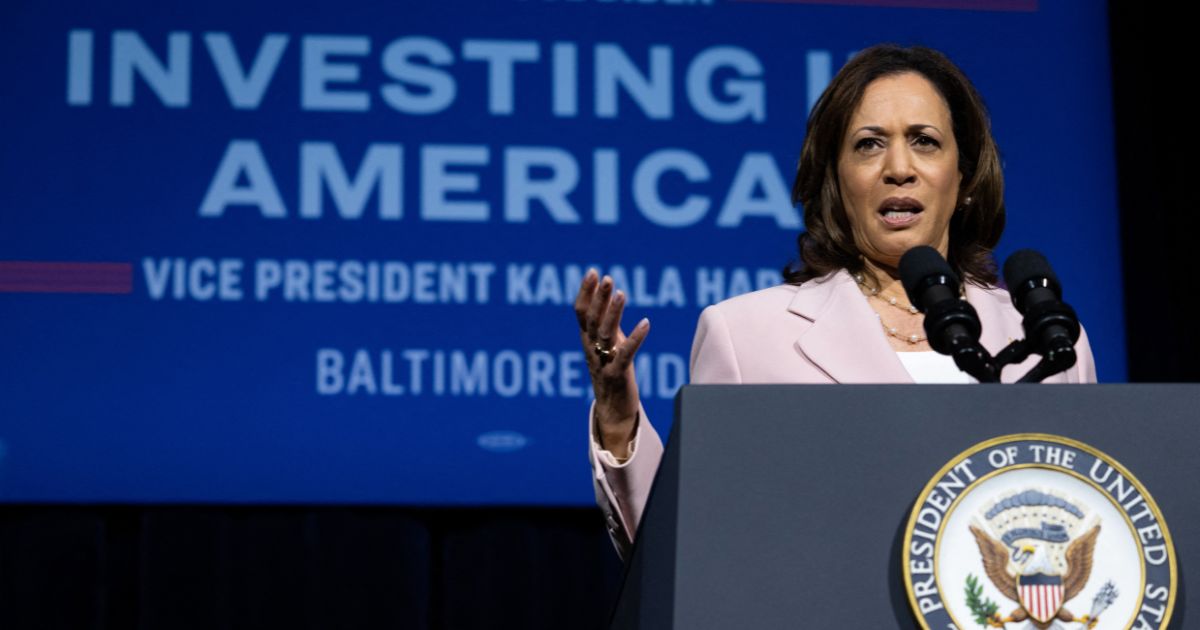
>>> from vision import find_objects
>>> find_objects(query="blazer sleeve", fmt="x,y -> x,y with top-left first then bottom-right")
689,305 -> 745,384
588,400 -> 662,561
588,304 -> 744,560
1074,324 -> 1098,383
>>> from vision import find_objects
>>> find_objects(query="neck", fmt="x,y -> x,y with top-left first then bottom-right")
858,258 -> 906,299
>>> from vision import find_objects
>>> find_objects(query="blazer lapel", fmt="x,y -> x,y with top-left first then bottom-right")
786,270 -> 913,384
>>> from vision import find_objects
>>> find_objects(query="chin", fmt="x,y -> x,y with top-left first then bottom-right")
875,245 -> 918,265
881,236 -> 943,260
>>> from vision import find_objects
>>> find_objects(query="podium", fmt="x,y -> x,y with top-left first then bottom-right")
609,384 -> 1198,629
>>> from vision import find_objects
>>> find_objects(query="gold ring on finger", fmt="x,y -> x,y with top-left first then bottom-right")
593,341 -> 615,366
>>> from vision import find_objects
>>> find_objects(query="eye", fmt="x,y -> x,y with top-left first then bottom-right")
855,137 -> 883,151
913,134 -> 941,149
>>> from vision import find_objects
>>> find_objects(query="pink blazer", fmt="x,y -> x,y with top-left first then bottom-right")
587,269 -> 1097,559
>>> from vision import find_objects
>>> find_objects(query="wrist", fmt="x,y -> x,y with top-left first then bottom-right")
596,412 -> 639,459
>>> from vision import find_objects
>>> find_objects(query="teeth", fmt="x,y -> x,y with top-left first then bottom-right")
883,210 -> 915,218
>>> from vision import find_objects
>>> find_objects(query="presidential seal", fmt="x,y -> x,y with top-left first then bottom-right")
903,434 -> 1177,630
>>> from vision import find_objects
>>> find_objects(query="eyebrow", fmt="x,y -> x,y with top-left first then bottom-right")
852,124 -> 943,136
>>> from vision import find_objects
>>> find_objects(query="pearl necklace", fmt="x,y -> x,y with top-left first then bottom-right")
853,272 -> 921,312
873,312 -> 927,344
853,272 -> 927,345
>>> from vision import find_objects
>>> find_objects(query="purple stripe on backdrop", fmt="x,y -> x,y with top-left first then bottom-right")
728,0 -> 1037,11
0,261 -> 134,294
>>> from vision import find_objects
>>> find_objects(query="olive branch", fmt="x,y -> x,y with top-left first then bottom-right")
965,574 -> 1000,627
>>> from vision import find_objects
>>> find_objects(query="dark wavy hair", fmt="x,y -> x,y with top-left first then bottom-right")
784,44 -> 1005,286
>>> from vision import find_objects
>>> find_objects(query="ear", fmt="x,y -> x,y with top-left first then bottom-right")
955,180 -> 972,212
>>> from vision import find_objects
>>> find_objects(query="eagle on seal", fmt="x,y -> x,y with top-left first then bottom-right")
969,524 -> 1101,629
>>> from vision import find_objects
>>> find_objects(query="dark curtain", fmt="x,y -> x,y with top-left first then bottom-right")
1111,2 -> 1200,381
0,506 -> 623,629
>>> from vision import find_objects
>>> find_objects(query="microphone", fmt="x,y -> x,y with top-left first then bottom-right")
899,246 -> 998,382
1002,249 -> 1079,376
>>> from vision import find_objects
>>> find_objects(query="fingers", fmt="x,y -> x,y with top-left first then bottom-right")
613,318 -> 650,371
574,269 -> 648,376
573,268 -> 599,329
584,274 -> 613,339
596,289 -> 625,346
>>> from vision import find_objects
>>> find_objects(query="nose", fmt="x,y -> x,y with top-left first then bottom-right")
882,145 -> 917,186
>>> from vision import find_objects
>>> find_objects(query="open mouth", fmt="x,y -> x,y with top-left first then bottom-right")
878,198 -> 924,225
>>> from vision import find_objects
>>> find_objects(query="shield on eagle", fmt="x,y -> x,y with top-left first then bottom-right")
1017,572 -> 1064,623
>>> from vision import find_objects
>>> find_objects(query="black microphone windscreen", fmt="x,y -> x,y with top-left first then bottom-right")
899,246 -> 956,305
1002,249 -> 1061,302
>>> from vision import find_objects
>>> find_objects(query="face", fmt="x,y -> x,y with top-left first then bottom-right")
836,72 -> 963,269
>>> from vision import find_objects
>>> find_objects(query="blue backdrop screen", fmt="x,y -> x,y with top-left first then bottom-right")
0,0 -> 1124,504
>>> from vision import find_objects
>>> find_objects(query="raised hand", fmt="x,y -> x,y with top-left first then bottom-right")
574,269 -> 650,460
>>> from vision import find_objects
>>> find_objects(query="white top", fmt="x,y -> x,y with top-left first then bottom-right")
896,351 -> 975,384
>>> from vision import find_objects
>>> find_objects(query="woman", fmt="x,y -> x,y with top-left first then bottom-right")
573,44 -> 1096,559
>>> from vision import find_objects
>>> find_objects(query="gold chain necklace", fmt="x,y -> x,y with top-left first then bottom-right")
853,272 -> 927,345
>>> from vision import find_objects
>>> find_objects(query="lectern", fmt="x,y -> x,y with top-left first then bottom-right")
609,384 -> 1197,629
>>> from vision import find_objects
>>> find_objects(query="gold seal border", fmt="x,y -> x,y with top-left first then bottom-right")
902,432 -> 1178,630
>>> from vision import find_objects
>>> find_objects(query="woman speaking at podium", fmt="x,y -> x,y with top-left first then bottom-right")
573,44 -> 1096,559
